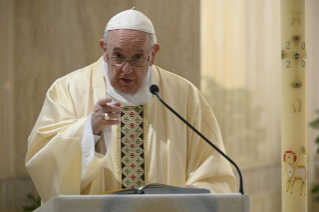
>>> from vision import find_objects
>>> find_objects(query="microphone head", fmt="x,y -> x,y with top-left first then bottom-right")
150,84 -> 159,94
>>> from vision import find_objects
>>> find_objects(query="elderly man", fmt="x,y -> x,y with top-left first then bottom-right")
26,9 -> 235,203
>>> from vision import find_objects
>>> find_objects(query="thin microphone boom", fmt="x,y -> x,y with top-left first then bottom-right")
150,84 -> 244,195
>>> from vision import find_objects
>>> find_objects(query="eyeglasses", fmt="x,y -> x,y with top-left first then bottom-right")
107,54 -> 150,67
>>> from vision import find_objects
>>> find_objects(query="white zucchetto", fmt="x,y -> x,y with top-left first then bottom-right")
105,8 -> 155,35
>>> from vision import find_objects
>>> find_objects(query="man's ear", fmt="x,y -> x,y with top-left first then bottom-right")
149,44 -> 160,66
99,39 -> 106,50
99,39 -> 107,62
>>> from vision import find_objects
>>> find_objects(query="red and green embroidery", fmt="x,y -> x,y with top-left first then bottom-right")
120,106 -> 145,189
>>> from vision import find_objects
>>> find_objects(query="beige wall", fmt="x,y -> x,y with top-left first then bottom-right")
0,0 -> 200,211
0,0 -> 17,210
201,1 -> 282,211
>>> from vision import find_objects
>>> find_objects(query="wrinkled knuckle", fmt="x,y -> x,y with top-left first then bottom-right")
94,107 -> 100,113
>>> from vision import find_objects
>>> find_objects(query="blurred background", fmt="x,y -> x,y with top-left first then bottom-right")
0,0 -> 318,211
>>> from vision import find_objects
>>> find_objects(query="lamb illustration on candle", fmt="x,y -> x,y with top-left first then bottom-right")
283,147 -> 307,196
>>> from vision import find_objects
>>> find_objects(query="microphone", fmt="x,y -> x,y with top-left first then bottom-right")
150,84 -> 244,195
150,84 -> 159,95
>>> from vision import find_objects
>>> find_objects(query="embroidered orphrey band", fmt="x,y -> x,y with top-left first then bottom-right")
118,105 -> 147,189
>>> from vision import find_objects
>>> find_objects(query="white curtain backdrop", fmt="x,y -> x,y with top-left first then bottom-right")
201,0 -> 319,211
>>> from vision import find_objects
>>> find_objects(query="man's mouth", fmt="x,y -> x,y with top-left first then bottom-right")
120,78 -> 134,84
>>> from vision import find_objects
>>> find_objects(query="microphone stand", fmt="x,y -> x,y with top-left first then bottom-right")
152,88 -> 244,195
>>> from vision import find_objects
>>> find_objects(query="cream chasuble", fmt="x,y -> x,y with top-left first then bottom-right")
26,57 -> 236,203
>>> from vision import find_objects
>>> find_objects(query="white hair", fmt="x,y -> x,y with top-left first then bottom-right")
103,30 -> 157,48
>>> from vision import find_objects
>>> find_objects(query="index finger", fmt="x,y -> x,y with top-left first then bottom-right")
98,97 -> 113,106
104,103 -> 122,114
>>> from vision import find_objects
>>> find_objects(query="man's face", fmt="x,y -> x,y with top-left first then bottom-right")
100,29 -> 160,94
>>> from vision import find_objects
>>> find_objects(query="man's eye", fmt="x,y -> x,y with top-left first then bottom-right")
135,55 -> 143,59
113,54 -> 123,58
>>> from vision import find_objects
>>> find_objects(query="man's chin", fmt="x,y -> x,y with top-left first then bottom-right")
117,86 -> 138,94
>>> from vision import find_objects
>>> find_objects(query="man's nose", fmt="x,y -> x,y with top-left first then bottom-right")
122,60 -> 133,74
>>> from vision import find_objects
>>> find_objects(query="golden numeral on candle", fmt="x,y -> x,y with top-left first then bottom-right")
286,60 -> 291,68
